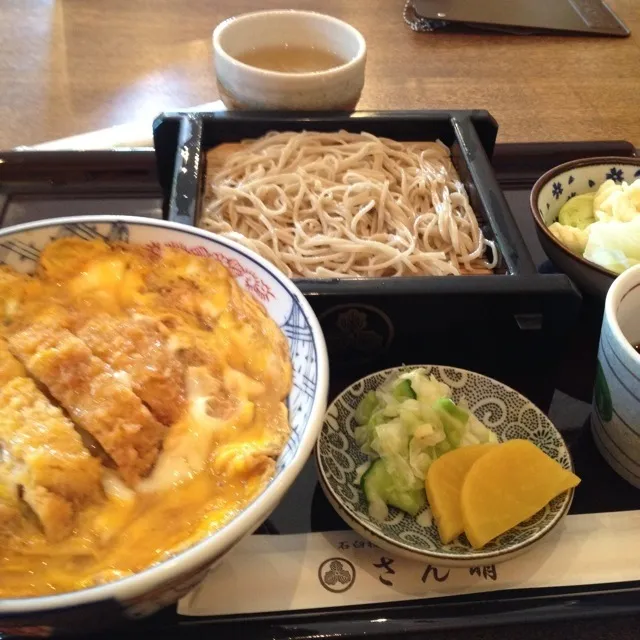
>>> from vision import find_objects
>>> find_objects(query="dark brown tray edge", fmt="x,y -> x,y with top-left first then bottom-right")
493,141 -> 637,188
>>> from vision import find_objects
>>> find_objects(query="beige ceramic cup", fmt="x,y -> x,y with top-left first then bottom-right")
591,264 -> 640,488
212,10 -> 366,111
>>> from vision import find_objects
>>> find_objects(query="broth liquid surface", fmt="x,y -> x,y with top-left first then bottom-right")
236,45 -> 346,73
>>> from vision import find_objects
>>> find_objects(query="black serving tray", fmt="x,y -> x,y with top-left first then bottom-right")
152,110 -> 580,412
0,139 -> 638,640
152,110 -> 531,274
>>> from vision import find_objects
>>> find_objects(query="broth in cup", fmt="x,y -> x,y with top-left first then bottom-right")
212,10 -> 366,111
235,45 -> 347,74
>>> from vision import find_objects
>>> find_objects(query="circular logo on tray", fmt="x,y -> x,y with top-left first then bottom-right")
318,557 -> 356,593
319,304 -> 394,365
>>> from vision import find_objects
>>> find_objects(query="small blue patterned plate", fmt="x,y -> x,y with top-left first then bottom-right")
316,365 -> 576,568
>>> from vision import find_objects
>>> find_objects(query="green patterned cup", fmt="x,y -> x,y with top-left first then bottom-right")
592,264 -> 640,488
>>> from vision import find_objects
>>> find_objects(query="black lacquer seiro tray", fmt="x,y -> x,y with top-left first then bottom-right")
0,136 -> 638,640
151,110 -> 581,413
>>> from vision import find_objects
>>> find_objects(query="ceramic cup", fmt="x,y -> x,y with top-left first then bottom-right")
212,10 -> 366,111
591,264 -> 640,488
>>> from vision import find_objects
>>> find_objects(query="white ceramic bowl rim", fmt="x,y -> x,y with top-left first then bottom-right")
530,156 -> 640,280
212,9 -> 366,81
317,365 -> 575,563
0,215 -> 329,614
605,263 -> 640,366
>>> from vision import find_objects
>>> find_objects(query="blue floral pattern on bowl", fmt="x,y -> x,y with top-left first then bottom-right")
316,366 -> 575,567
605,167 -> 625,183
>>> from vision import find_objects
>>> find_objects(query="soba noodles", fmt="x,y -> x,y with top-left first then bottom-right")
202,131 -> 497,278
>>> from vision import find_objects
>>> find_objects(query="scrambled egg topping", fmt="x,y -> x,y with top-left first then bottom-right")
0,239 -> 292,596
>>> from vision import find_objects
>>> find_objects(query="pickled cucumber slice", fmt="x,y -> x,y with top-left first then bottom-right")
557,193 -> 596,230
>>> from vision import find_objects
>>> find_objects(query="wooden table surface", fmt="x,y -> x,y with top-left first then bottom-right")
1,0 -> 639,149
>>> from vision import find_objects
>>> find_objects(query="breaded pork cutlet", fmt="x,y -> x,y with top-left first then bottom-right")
0,337 -> 26,387
0,502 -> 20,534
0,476 -> 21,537
76,314 -> 186,425
0,266 -> 29,325
0,377 -> 103,541
135,249 -> 292,399
9,323 -> 166,486
0,339 -> 30,537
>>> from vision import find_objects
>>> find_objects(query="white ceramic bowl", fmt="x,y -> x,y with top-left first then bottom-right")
0,216 -> 329,635
316,366 -> 575,568
592,264 -> 640,488
213,10 -> 366,111
530,156 -> 640,298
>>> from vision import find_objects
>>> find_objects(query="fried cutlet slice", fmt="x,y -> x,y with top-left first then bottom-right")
211,400 -> 289,479
136,248 -> 292,400
75,314 -> 186,425
0,377 -> 103,541
216,281 -> 293,400
0,266 -> 29,324
21,487 -> 74,542
37,237 -> 111,282
0,337 -> 26,387
0,474 -> 21,536
0,501 -> 21,532
138,248 -> 232,329
9,324 -> 167,486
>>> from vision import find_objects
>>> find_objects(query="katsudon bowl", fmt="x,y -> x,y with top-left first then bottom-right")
0,215 -> 329,635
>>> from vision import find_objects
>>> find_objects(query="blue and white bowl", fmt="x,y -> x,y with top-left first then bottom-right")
316,366 -> 575,568
530,156 -> 640,298
0,216 -> 329,635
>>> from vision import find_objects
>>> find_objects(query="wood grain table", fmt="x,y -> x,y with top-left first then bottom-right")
0,0 -> 639,148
